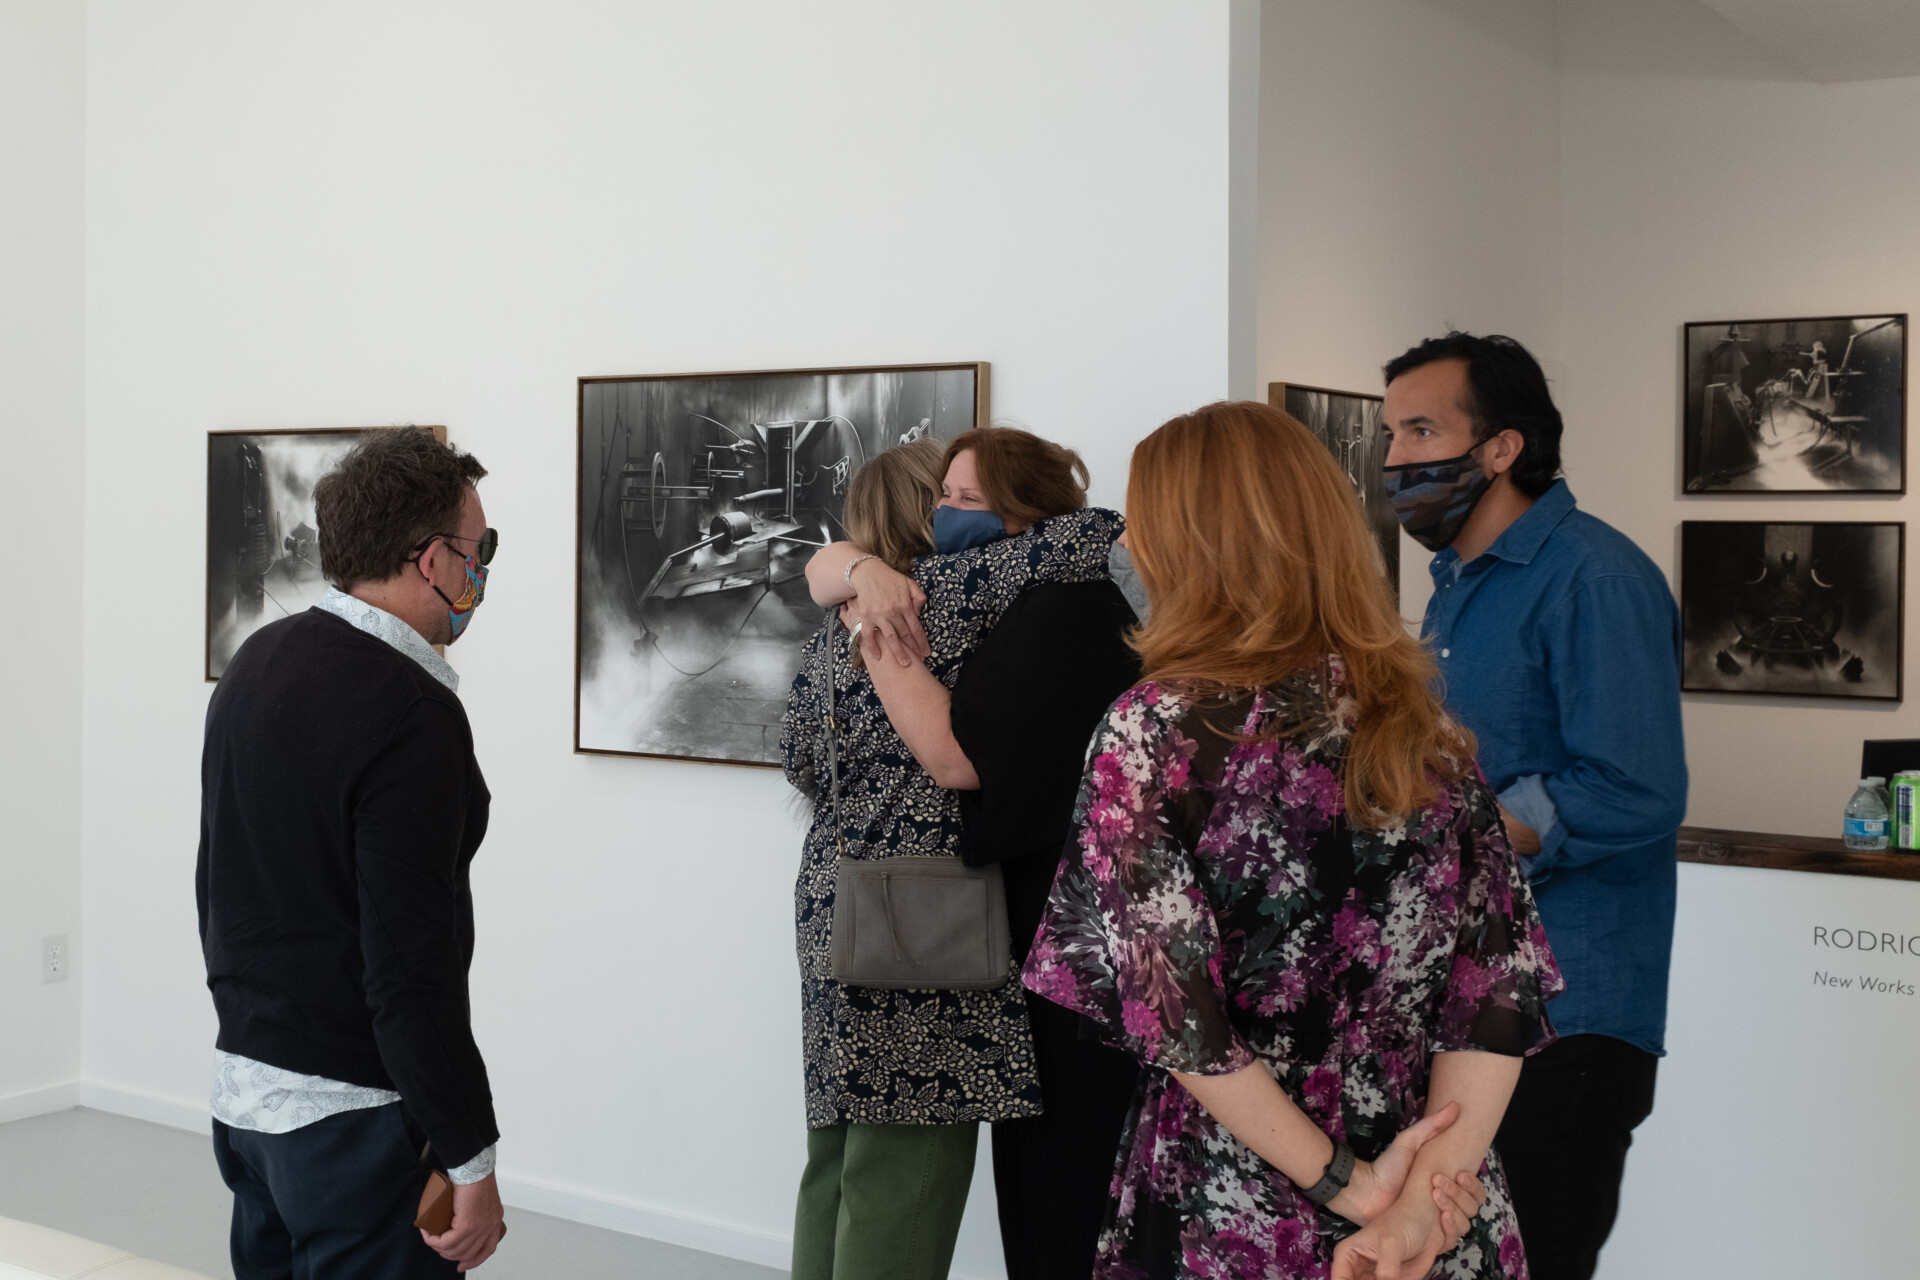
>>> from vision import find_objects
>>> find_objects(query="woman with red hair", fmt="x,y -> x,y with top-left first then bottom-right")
1022,401 -> 1562,1280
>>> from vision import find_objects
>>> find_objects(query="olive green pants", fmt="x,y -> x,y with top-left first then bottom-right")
792,1122 -> 979,1280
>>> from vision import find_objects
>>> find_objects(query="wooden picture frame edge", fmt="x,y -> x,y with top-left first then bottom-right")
571,361 -> 990,764
1678,314 -> 1908,497
1677,518 -> 1905,703
205,424 -> 448,683
1268,379 -> 1384,407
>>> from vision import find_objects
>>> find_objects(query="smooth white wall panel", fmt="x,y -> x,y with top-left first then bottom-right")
79,2 -> 1233,1272
0,0 -> 85,1116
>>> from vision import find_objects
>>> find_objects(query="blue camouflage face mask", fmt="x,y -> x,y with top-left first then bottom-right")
931,504 -> 1008,554
1380,441 -> 1493,552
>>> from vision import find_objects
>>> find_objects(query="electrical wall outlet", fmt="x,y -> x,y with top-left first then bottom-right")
42,935 -> 68,983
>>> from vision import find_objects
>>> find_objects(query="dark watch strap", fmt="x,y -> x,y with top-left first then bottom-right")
1301,1139 -> 1356,1206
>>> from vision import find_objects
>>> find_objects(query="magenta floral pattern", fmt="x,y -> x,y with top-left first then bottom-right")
1023,669 -> 1562,1279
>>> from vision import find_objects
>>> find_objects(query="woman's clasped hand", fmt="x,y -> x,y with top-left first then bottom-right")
1333,1102 -> 1489,1235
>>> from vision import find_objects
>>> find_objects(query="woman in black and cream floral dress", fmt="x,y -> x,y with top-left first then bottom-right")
782,435 -> 1122,1280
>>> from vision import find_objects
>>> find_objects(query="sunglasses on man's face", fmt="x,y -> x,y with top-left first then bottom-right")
415,528 -> 499,566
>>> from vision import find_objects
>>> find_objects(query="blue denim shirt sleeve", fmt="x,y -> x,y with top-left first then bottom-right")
1528,572 -> 1689,874
1496,774 -> 1565,858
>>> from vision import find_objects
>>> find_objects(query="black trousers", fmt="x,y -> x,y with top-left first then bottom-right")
992,994 -> 1140,1280
212,1103 -> 458,1280
1494,1033 -> 1659,1280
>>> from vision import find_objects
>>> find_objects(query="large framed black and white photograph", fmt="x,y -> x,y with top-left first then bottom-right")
576,362 -> 988,764
206,426 -> 446,680
1271,381 -> 1397,604
1680,521 -> 1904,701
1683,314 -> 1906,493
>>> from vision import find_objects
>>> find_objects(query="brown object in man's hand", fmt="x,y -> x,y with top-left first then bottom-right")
415,1171 -> 508,1244
415,1171 -> 455,1234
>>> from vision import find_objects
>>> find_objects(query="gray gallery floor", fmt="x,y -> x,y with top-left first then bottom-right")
0,1108 -> 784,1279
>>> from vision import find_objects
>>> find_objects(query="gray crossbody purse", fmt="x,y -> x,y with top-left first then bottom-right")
821,618 -> 1011,990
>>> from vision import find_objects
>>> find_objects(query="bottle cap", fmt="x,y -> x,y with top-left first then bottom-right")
1867,776 -> 1886,785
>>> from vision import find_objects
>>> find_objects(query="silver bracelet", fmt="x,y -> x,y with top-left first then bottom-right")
843,553 -> 879,588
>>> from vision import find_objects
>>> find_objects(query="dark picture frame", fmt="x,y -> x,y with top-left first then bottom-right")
1680,520 -> 1904,702
1682,314 -> 1906,494
205,425 -> 447,681
575,362 -> 989,766
1271,381 -> 1398,606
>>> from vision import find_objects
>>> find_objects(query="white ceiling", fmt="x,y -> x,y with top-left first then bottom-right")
1697,0 -> 1920,82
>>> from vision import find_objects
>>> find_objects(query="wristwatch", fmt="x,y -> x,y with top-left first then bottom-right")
1301,1138 -> 1355,1206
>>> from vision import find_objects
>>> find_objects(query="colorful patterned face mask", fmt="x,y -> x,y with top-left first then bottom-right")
433,555 -> 488,641
1380,442 -> 1493,552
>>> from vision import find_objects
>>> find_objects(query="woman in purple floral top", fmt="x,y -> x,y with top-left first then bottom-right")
1022,402 -> 1562,1280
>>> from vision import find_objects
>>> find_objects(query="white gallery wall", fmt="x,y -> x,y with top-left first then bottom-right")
0,0 -> 85,1120
75,2 -> 1239,1274
25,0 -> 1917,1276
1256,0 -> 1564,622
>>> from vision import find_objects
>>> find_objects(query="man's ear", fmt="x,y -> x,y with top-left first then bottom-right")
1485,429 -> 1526,477
414,537 -> 442,585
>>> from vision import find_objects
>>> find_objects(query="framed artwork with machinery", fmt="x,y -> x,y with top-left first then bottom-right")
1271,381 -> 1399,605
575,362 -> 988,764
1682,314 -> 1905,494
1679,520 -> 1903,701
205,426 -> 447,680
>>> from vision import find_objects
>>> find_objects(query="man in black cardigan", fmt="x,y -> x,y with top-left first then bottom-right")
198,428 -> 504,1278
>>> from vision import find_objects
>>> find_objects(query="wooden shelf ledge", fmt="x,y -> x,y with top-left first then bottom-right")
1677,826 -> 1920,883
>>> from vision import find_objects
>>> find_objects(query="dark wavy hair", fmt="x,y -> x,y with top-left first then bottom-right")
1382,332 -> 1563,498
316,428 -> 487,588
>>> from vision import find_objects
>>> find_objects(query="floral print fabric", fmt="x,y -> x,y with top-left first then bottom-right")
782,506 -> 1123,1128
1023,669 -> 1562,1279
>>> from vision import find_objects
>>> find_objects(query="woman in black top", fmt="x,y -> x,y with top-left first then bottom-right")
842,427 -> 1143,1280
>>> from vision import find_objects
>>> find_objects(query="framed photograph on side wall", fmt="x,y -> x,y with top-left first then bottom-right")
1271,381 -> 1397,605
206,426 -> 447,680
576,362 -> 988,765
1683,314 -> 1906,493
1680,521 -> 1903,702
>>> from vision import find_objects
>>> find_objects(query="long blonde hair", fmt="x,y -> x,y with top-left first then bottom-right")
1126,400 -> 1472,827
843,437 -> 945,572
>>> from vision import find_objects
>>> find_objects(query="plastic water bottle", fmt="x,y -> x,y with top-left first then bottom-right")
1844,778 -> 1890,850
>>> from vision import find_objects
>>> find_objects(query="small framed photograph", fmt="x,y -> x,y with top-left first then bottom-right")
576,362 -> 988,765
206,426 -> 446,680
1683,314 -> 1906,493
1680,521 -> 1903,701
1271,382 -> 1397,604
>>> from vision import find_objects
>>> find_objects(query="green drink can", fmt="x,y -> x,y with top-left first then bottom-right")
1894,772 -> 1920,850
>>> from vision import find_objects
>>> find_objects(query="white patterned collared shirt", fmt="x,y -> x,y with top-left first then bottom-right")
210,588 -> 495,1185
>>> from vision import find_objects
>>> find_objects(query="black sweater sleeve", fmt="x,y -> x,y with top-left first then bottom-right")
353,698 -> 499,1170
951,581 -> 1141,958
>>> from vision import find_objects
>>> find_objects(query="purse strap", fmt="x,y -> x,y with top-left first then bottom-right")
822,610 -> 848,859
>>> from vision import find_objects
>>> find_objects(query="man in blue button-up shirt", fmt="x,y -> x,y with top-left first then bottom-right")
1380,333 -> 1686,1280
